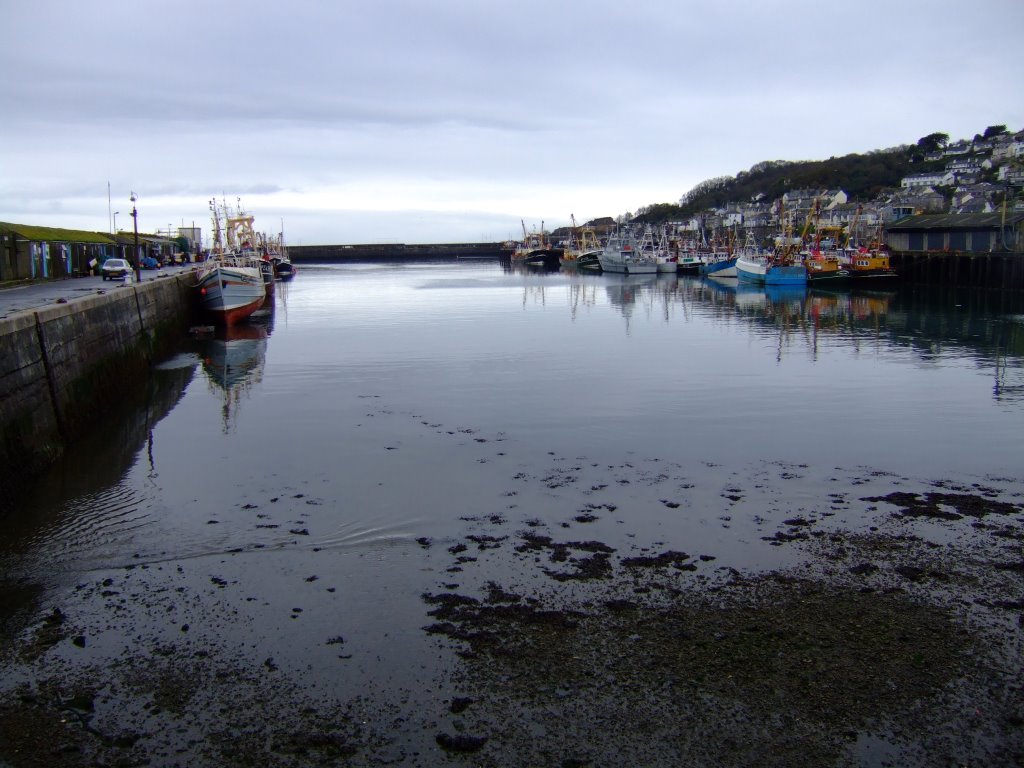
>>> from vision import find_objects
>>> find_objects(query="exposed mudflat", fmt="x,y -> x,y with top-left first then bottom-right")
2,440 -> 1023,766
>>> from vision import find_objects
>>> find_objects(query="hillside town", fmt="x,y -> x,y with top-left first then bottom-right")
648,127 -> 1024,249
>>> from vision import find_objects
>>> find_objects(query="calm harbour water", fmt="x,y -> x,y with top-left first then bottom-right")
3,260 -> 1024,763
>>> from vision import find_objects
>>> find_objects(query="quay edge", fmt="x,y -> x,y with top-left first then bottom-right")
889,250 -> 1024,289
0,275 -> 194,505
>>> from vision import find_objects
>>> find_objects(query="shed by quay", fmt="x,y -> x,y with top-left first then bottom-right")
0,222 -> 179,282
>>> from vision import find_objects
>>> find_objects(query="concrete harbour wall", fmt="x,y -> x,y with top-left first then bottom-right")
0,275 -> 193,504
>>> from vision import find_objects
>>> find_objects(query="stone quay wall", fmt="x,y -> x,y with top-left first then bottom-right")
0,275 -> 193,503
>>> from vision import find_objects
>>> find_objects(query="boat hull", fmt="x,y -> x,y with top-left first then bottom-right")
805,267 -> 851,284
600,258 -> 659,275
272,258 -> 296,280
736,255 -> 807,286
848,269 -> 898,281
195,262 -> 266,326
699,257 -> 737,278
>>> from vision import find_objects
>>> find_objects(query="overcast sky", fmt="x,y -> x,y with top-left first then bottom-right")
2,1 -> 1022,246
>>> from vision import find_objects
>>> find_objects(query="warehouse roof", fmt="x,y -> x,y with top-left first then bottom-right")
888,213 -> 1024,231
0,222 -> 116,244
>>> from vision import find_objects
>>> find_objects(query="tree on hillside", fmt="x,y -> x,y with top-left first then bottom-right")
983,124 -> 1008,139
916,132 -> 950,154
633,202 -> 685,223
680,176 -> 734,206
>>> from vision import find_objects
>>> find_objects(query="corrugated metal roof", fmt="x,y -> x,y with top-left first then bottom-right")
0,222 -> 117,244
888,212 -> 1024,230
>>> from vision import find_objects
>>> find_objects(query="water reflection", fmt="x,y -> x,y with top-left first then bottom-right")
198,305 -> 274,432
2,355 -> 197,573
679,276 -> 1024,396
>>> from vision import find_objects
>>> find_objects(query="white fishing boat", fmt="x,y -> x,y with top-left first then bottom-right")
192,198 -> 266,326
653,227 -> 679,273
598,228 -> 658,274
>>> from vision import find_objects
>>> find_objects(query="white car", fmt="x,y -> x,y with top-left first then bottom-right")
101,258 -> 131,280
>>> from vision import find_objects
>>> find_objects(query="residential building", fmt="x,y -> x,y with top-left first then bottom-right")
902,171 -> 956,189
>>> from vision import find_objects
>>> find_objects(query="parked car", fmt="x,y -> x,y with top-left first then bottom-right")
101,258 -> 131,280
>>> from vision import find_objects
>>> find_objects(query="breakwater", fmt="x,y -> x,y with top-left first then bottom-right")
0,275 -> 193,503
289,242 -> 509,262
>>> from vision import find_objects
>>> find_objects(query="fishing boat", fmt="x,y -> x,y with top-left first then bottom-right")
677,248 -> 709,274
193,199 -> 267,326
699,233 -> 744,278
271,254 -> 296,280
560,216 -> 603,270
265,228 -> 296,280
804,255 -> 849,283
699,251 -> 736,277
636,225 -> 677,273
738,201 -> 807,286
799,204 -> 849,284
736,241 -> 807,286
598,228 -> 658,274
653,228 -> 680,273
194,254 -> 266,326
511,220 -> 556,265
842,246 -> 898,281
836,209 -> 897,282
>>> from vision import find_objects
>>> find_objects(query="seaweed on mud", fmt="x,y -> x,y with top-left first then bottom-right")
863,491 -> 1023,521
621,550 -> 697,570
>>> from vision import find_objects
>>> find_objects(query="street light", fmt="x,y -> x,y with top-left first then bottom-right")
113,211 -> 120,233
130,192 -> 140,283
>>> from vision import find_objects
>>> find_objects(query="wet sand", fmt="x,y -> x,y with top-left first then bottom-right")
2,447 -> 1022,767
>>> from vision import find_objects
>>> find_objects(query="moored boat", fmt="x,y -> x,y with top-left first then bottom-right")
265,229 -> 296,280
560,216 -> 603,270
598,228 -> 658,274
736,244 -> 807,286
839,245 -> 898,281
512,220 -> 552,263
193,198 -> 267,326
271,255 -> 296,280
637,225 -> 677,273
803,252 -> 850,284
193,255 -> 266,326
699,252 -> 736,277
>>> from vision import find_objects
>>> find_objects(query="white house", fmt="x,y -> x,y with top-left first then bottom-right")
901,171 -> 956,189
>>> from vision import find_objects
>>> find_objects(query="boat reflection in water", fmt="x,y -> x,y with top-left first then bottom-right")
199,310 -> 272,431
697,277 -> 896,326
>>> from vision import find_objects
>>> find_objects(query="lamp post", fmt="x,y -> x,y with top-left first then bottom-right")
130,192 -> 140,283
113,211 -> 119,234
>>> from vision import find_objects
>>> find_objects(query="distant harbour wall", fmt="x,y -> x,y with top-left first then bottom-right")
890,250 -> 1024,289
0,275 -> 193,503
289,242 -> 510,262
